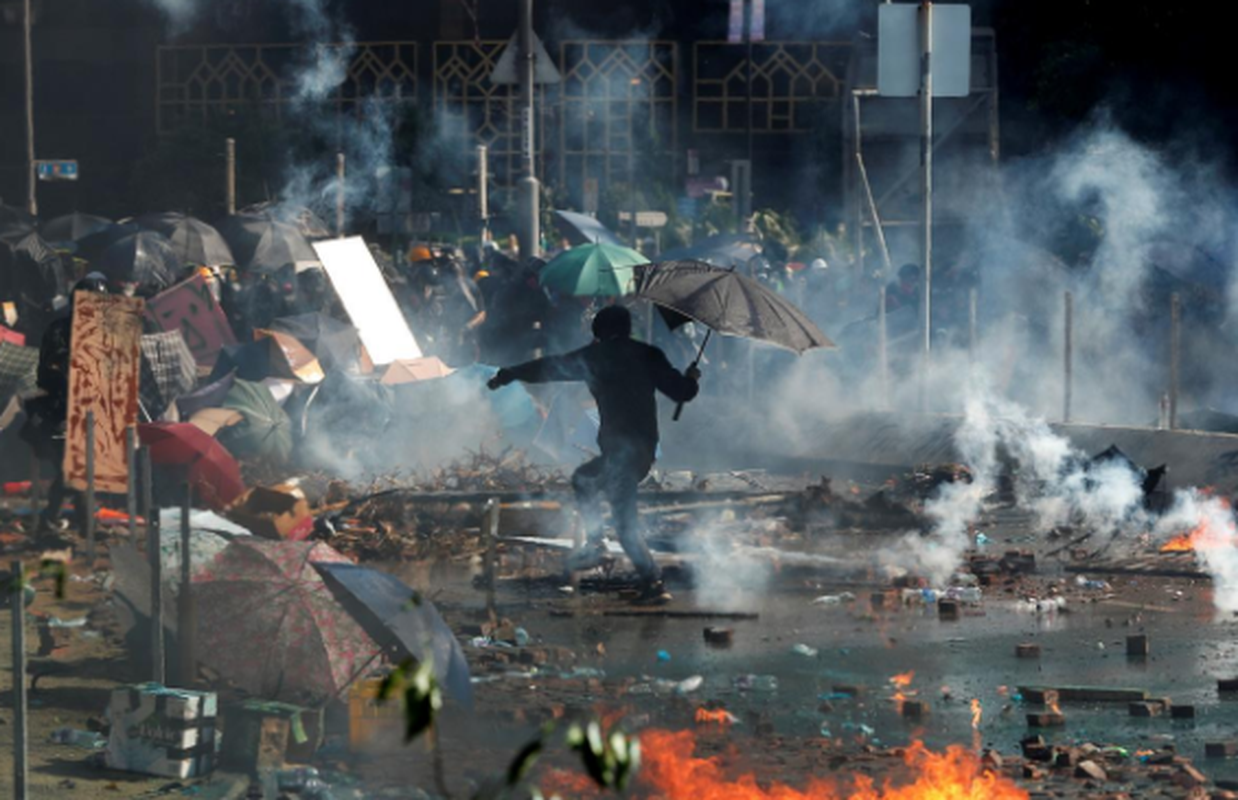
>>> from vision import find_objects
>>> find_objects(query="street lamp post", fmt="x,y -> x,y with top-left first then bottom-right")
23,0 -> 37,216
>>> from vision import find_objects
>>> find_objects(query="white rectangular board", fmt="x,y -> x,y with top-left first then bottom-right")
878,3 -> 972,98
312,236 -> 422,365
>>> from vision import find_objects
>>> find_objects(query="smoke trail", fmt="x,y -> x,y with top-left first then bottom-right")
145,0 -> 200,33
1155,490 -> 1238,614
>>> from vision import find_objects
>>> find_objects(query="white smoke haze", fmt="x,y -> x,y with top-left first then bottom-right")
1155,490 -> 1238,614
146,0 -> 200,33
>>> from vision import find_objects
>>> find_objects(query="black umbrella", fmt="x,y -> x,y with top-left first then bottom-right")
313,563 -> 473,707
552,210 -> 627,248
269,312 -> 361,371
238,201 -> 331,239
41,212 -> 114,245
216,214 -> 317,274
0,204 -> 36,244
136,212 -> 235,267
75,221 -> 143,262
657,233 -> 763,270
0,231 -> 68,304
98,231 -> 179,293
635,260 -> 835,419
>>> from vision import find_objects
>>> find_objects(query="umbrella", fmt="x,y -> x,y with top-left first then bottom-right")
97,231 -> 179,293
216,214 -> 318,274
176,370 -> 236,420
136,212 -> 235,267
658,232 -> 763,270
238,201 -> 332,239
138,422 -> 246,510
635,260 -> 835,419
380,356 -> 453,385
0,231 -> 68,302
139,330 -> 199,419
552,210 -> 627,248
538,242 -> 647,297
192,540 -> 381,701
268,312 -> 362,371
74,222 -> 143,262
210,334 -> 324,385
313,563 -> 473,707
0,204 -> 35,242
40,212 -> 114,245
219,378 -> 294,462
0,341 -> 38,406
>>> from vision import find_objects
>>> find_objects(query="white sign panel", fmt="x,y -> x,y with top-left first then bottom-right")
878,4 -> 972,98
312,237 -> 422,365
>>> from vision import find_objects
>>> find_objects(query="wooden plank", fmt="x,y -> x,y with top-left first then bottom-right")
602,610 -> 759,620
1018,685 -> 1148,703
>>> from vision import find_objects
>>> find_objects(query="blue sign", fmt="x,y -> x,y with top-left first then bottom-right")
36,160 -> 79,181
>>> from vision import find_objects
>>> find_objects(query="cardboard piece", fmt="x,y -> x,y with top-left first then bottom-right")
254,329 -> 325,384
312,236 -> 421,366
187,407 -> 244,437
220,700 -> 323,772
146,275 -> 237,367
65,292 -> 144,494
226,484 -> 313,541
105,683 -> 218,779
380,356 -> 454,385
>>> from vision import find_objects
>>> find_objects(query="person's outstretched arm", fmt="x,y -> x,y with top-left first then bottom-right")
650,348 -> 700,404
488,347 -> 590,389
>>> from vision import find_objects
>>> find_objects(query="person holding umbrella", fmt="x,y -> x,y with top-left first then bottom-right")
488,306 -> 700,604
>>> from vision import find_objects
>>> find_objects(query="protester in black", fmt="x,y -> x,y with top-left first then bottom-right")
488,306 -> 700,603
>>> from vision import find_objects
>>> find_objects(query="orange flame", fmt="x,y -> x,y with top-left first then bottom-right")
695,707 -> 738,726
890,671 -> 915,689
1161,496 -> 1234,552
969,699 -> 982,729
638,729 -> 1030,799
1047,697 -> 1061,716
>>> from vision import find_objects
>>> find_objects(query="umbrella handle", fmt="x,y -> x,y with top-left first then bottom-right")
672,329 -> 712,422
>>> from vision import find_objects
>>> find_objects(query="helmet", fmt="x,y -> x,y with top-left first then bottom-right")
74,272 -> 110,296
810,258 -> 828,271
408,244 -> 433,263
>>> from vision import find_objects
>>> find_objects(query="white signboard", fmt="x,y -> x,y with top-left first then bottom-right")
312,237 -> 422,365
878,3 -> 972,98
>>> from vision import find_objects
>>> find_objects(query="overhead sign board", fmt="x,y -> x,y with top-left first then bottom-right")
312,236 -> 422,365
619,211 -> 669,228
877,4 -> 972,98
490,31 -> 561,85
36,160 -> 79,181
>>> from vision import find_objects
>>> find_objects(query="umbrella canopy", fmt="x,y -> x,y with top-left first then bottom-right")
313,563 -> 473,707
538,242 -> 647,297
0,204 -> 35,242
97,231 -> 179,293
40,212 -> 114,245
658,232 -> 763,270
635,260 -> 834,353
551,210 -> 627,248
138,422 -> 246,510
192,540 -> 380,701
136,212 -> 235,267
238,202 -> 331,239
380,356 -> 453,385
0,231 -> 68,303
176,370 -> 236,420
268,312 -> 362,372
74,222 -> 143,262
139,330 -> 199,419
219,378 -> 294,462
216,214 -> 318,274
211,334 -> 324,385
0,342 -> 38,407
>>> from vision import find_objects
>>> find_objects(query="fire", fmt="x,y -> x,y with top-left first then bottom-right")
1047,697 -> 1061,716
638,729 -> 1030,799
969,699 -> 981,729
1160,496 -> 1235,552
890,671 -> 915,689
695,707 -> 738,726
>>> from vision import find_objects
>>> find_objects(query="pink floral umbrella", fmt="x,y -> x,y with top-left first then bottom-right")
192,539 -> 381,702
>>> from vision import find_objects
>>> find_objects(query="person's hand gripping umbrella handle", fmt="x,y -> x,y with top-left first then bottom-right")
673,328 -> 711,422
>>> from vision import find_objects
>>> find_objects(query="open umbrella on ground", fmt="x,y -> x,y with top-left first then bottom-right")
635,260 -> 834,419
136,212 -> 235,267
1,231 -> 68,304
139,330 -> 199,419
40,212 -> 114,245
313,563 -> 473,707
552,210 -> 627,248
138,422 -> 246,510
74,221 -> 142,262
269,312 -> 363,372
216,214 -> 318,274
0,341 -> 38,407
658,232 -> 763,270
193,540 -> 381,701
211,333 -> 324,385
219,378 -> 294,462
176,370 -> 236,420
0,204 -> 35,242
97,231 -> 179,293
538,242 -> 647,297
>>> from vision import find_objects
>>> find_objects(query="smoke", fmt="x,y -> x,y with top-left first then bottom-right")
1155,490 -> 1238,614
145,0 -> 199,33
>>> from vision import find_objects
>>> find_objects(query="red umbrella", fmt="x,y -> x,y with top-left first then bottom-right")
193,540 -> 380,701
138,422 -> 246,510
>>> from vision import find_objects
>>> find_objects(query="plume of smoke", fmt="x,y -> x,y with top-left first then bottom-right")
1155,490 -> 1238,613
145,0 -> 201,34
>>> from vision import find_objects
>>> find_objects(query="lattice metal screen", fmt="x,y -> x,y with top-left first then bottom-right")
693,41 -> 851,133
558,41 -> 678,204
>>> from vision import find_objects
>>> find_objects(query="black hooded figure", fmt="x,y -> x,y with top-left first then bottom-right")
488,305 -> 700,603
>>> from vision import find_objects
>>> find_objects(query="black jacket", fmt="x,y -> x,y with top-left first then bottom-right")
502,337 -> 698,452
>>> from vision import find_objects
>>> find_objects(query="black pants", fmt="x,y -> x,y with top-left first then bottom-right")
39,438 -> 86,532
571,441 -> 658,582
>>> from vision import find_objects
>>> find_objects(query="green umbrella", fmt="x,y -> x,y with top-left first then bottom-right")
219,378 -> 293,463
538,242 -> 647,297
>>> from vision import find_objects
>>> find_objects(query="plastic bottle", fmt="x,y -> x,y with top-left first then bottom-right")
50,728 -> 106,749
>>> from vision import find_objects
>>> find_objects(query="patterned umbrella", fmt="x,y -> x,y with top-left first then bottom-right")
138,422 -> 246,511
192,540 -> 380,702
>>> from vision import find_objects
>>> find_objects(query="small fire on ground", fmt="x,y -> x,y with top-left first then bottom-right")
1161,496 -> 1236,553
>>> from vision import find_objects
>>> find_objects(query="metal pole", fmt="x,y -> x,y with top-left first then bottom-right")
476,144 -> 489,244
143,446 -> 165,685
1170,292 -> 1181,430
84,410 -> 96,560
878,287 -> 889,410
127,426 -> 138,544
517,0 -> 540,261
10,560 -> 28,800
1063,291 -> 1073,423
336,153 -> 346,237
225,138 -> 237,216
484,499 -> 500,617
968,287 -> 978,367
919,0 -> 934,358
23,0 -> 36,217
855,153 -> 893,275
28,448 -> 41,518
178,483 -> 196,687
745,0 -> 754,196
